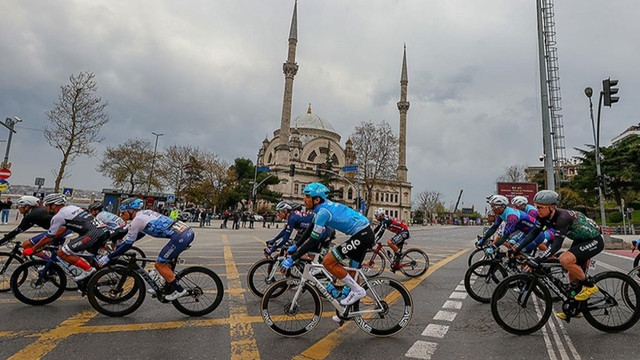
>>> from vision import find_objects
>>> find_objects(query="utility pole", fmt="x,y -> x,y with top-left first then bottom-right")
1,117 -> 22,168
147,131 -> 164,194
536,0 -> 555,191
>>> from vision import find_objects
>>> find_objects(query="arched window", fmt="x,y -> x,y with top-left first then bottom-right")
267,152 -> 273,164
348,188 -> 353,200
307,150 -> 317,162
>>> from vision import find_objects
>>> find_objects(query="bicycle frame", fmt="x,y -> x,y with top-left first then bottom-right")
113,253 -> 183,301
1,241 -> 22,273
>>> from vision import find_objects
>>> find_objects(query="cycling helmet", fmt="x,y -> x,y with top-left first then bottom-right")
43,193 -> 67,206
374,208 -> 385,217
119,197 -> 144,211
291,203 -> 303,211
533,190 -> 560,205
17,195 -> 40,207
275,201 -> 294,212
511,196 -> 528,207
488,195 -> 509,206
302,183 -> 330,200
88,201 -> 103,212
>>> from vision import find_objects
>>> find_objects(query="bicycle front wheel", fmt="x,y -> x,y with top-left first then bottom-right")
352,277 -> 413,337
172,266 -> 224,316
247,258 -> 286,298
361,249 -> 386,278
0,252 -> 23,292
10,260 -> 66,306
583,271 -> 640,333
87,266 -> 146,317
464,260 -> 508,303
261,279 -> 322,337
490,273 -> 551,335
399,249 -> 429,277
468,248 -> 487,267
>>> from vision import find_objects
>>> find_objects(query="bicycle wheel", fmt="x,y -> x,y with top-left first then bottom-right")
0,252 -> 23,292
172,266 -> 224,316
583,271 -> 640,333
261,279 -> 322,337
87,266 -> 146,317
628,265 -> 640,284
491,273 -> 551,335
464,260 -> 508,303
361,249 -> 386,278
399,249 -> 429,277
468,248 -> 487,267
127,246 -> 148,269
247,258 -> 286,298
10,260 -> 67,306
352,277 -> 413,337
634,254 -> 640,269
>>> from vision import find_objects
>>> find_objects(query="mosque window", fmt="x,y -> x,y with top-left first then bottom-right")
376,192 -> 379,202
348,188 -> 353,200
307,150 -> 317,162
385,193 -> 389,202
395,194 -> 398,203
267,153 -> 273,163
331,154 -> 339,165
294,184 -> 299,194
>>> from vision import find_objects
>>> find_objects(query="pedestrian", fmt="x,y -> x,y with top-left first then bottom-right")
199,208 -> 206,227
205,209 -> 212,226
263,211 -> 268,228
249,212 -> 255,229
241,212 -> 248,228
1,197 -> 12,224
232,211 -> 240,230
222,210 -> 229,229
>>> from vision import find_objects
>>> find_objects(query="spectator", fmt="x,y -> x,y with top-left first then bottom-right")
205,209 -> 212,226
263,211 -> 268,228
249,212 -> 254,229
199,208 -> 206,227
222,210 -> 229,229
241,212 -> 248,228
232,211 -> 240,230
1,197 -> 13,224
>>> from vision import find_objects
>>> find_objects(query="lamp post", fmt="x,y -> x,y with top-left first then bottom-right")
585,87 -> 606,227
1,117 -> 21,168
147,131 -> 164,194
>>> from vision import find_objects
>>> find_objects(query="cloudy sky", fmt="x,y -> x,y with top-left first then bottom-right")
1,0 -> 637,210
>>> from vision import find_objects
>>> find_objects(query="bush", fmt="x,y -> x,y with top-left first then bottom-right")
608,211 -> 623,224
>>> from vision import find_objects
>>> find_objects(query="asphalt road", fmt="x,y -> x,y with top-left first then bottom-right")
1,224 -> 639,360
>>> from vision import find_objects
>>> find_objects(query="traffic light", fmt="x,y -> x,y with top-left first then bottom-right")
603,78 -> 619,107
289,164 -> 295,177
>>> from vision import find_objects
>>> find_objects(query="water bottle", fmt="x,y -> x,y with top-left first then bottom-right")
325,283 -> 340,298
148,270 -> 161,285
339,286 -> 351,300
68,265 -> 82,277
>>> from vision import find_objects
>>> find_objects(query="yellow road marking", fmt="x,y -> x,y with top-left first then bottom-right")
252,236 -> 267,244
223,234 -> 261,360
8,309 -> 97,360
291,247 -> 470,360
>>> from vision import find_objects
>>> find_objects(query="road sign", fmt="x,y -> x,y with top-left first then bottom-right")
62,187 -> 75,198
35,177 -> 45,186
257,166 -> 270,172
0,168 -> 11,180
167,195 -> 175,203
0,179 -> 8,191
342,165 -> 358,172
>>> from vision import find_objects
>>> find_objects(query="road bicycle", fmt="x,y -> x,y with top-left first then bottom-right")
261,261 -> 413,337
491,254 -> 640,335
464,247 -> 519,303
86,251 -> 224,317
246,247 -> 318,298
360,232 -> 429,278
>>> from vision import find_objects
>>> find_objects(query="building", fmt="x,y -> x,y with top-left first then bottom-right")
257,2 -> 412,221
611,122 -> 640,146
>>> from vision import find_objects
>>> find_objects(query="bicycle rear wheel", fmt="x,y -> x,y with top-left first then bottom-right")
361,249 -> 385,278
464,259 -> 508,303
352,277 -> 413,337
87,267 -> 146,317
247,258 -> 286,298
127,246 -> 148,269
10,260 -> 66,306
0,252 -> 23,292
172,266 -> 224,316
583,271 -> 640,332
468,248 -> 487,267
261,279 -> 322,337
490,273 -> 551,335
634,253 -> 640,269
399,249 -> 429,277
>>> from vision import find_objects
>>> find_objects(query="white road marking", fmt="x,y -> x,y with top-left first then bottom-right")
553,314 -> 582,360
442,300 -> 463,310
596,260 -> 625,273
405,341 -> 438,360
421,324 -> 449,338
534,298 -> 557,360
449,291 -> 467,299
602,251 -> 634,262
454,285 -> 465,291
433,310 -> 457,322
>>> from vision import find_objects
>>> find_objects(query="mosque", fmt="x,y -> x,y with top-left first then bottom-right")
257,1 -> 412,221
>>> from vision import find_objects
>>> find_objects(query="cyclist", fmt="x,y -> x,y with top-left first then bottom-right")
0,196 -> 71,258
24,193 -> 110,281
263,201 -> 312,256
283,183 -> 373,306
511,196 -> 539,219
96,198 -> 194,301
87,201 -> 130,243
372,208 -> 410,265
513,190 -> 604,315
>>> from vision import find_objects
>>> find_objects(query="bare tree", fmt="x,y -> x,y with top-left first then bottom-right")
158,145 -> 203,200
197,151 -> 235,209
497,164 -> 527,183
415,190 -> 443,220
351,121 -> 398,216
97,138 -> 155,193
44,71 -> 109,191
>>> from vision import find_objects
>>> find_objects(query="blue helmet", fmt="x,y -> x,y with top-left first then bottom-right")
119,197 -> 144,211
302,183 -> 330,200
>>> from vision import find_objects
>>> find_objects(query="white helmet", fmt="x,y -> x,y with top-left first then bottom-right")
511,196 -> 528,207
489,195 -> 509,206
17,195 -> 40,207
43,193 -> 67,206
374,208 -> 385,217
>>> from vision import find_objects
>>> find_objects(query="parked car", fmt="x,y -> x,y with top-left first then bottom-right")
177,210 -> 191,222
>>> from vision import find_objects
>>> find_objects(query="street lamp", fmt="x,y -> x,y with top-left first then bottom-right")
585,87 -> 606,227
147,131 -> 164,194
1,116 -> 22,168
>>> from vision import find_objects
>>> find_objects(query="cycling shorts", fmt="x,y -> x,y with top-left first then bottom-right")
331,226 -> 375,267
567,235 -> 604,267
158,228 -> 195,263
29,230 -> 72,245
62,228 -> 110,255
389,230 -> 410,246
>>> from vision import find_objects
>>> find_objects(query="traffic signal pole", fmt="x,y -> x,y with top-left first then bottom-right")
592,91 -> 607,227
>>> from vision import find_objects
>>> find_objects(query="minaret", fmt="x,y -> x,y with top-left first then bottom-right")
396,44 -> 409,182
275,0 -> 299,165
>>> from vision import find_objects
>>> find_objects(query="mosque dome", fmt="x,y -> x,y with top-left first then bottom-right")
292,104 -> 336,133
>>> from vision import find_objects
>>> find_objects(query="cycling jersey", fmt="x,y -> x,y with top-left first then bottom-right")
1,206 -> 53,243
268,210 -> 314,251
482,207 -> 535,246
51,205 -> 110,255
312,200 -> 369,237
516,208 -> 601,260
374,215 -> 409,235
95,211 -> 126,229
524,204 -> 539,219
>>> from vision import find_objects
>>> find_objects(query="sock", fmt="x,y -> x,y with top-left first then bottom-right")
73,259 -> 92,271
580,277 -> 594,288
170,279 -> 184,292
339,274 -> 363,293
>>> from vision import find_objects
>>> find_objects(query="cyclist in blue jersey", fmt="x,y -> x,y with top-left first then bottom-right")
511,196 -> 539,219
96,198 -> 194,301
283,183 -> 374,306
263,201 -> 310,256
